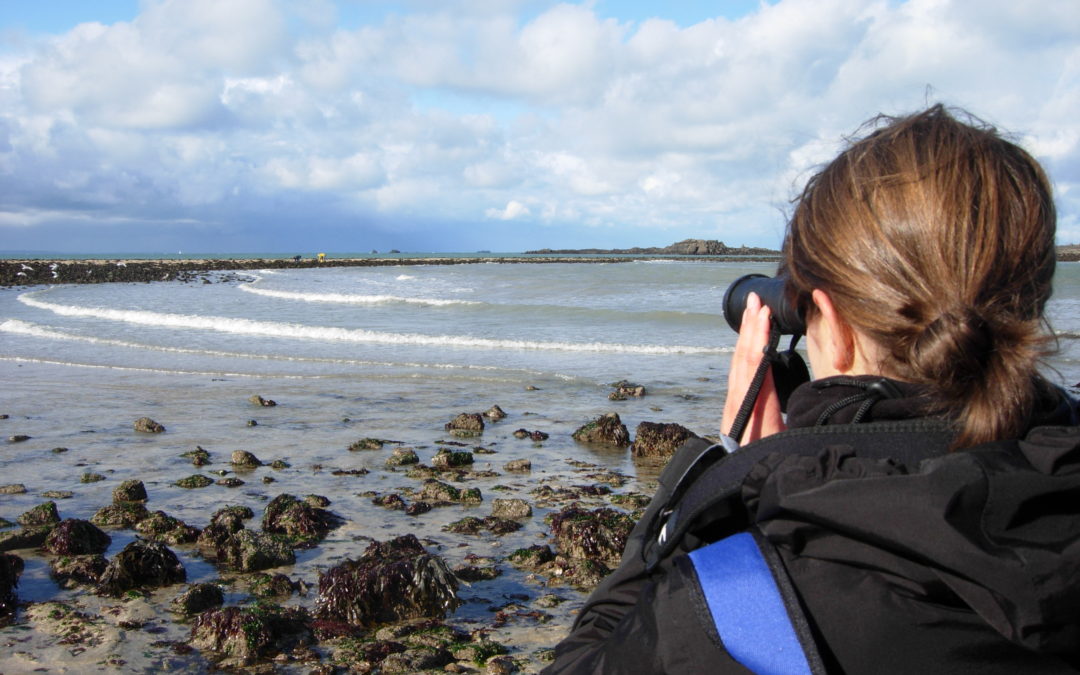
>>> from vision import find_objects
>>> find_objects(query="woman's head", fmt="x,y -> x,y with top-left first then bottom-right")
785,104 -> 1057,447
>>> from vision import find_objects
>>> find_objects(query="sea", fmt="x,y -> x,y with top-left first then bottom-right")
2,256 -> 1080,672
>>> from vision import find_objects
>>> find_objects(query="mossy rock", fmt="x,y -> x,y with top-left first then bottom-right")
190,603 -> 312,660
261,493 -> 343,546
134,511 -> 200,545
181,446 -> 211,466
112,479 -> 148,504
348,438 -> 385,451
175,474 -> 214,489
572,413 -> 630,446
18,501 -> 60,529
91,501 -> 151,528
630,421 -> 698,458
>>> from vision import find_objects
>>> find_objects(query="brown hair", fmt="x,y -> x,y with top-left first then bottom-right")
784,104 -> 1057,448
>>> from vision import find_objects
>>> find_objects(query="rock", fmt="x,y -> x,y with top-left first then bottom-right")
512,429 -> 530,439
218,529 -> 296,572
261,493 -> 342,546
610,380 -> 647,397
550,506 -> 635,568
507,545 -> 555,570
453,564 -> 501,582
485,654 -> 518,674
348,437 -> 385,451
529,430 -> 549,441
195,507 -> 252,559
504,459 -> 532,473
230,450 -> 262,467
51,447 -> 69,453
133,417 -> 165,433
18,501 -> 60,528
249,394 -> 277,407
249,572 -> 296,598
7,435 -> 30,443
0,484 -> 26,494
171,583 -> 224,615
445,413 -> 484,436
269,459 -> 289,469
81,472 -> 106,483
181,446 -> 211,466
216,477 -> 244,487
41,490 -> 74,499
190,604 -> 311,660
96,539 -> 186,596
0,527 -> 50,551
91,501 -> 151,527
419,479 -> 482,504
484,405 -> 508,421
431,448 -> 474,470
43,519 -> 111,555
381,646 -> 454,673
492,498 -> 532,519
630,421 -> 698,458
572,413 -> 630,446
112,479 -> 147,503
405,502 -> 432,516
385,447 -> 419,466
372,493 -> 407,510
0,552 -> 23,624
50,554 -> 108,587
175,474 -> 214,489
445,516 -> 521,536
316,534 -> 460,627
134,511 -> 200,544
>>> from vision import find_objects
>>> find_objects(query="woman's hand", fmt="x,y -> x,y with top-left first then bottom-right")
721,292 -> 786,444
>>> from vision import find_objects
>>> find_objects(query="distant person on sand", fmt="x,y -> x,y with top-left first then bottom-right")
545,105 -> 1080,673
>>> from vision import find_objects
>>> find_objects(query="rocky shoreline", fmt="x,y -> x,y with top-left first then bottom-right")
0,254 -> 784,287
0,373 -> 709,673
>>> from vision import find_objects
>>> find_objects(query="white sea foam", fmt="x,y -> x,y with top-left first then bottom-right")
0,318 -> 591,379
237,283 -> 478,307
17,292 -> 725,355
396,274 -> 415,280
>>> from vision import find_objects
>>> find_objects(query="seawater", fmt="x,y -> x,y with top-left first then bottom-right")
2,259 -> 1080,672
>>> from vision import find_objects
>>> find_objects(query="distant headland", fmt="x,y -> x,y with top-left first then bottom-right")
524,238 -> 779,256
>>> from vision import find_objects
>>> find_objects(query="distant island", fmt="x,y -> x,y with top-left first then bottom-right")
524,238 -> 779,256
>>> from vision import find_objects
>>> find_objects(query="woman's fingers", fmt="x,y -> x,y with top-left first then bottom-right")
721,293 -> 787,442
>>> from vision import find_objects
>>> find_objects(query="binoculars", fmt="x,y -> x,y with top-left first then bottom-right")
721,273 -> 810,418
722,273 -> 806,336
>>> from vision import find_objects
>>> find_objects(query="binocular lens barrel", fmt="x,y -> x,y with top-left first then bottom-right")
722,274 -> 806,335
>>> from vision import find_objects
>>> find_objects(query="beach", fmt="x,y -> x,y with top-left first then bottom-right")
2,258 -> 1080,673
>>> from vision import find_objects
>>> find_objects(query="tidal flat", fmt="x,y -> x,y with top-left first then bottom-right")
0,359 -> 704,673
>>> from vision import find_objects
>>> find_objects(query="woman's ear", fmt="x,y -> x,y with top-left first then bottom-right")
811,289 -> 856,373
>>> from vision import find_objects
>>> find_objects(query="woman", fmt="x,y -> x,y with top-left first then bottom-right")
544,105 -> 1080,673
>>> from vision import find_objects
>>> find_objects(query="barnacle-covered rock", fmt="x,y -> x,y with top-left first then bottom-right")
96,539 -> 185,596
572,413 -> 630,446
43,519 -> 111,556
316,534 -> 460,628
630,421 -> 698,458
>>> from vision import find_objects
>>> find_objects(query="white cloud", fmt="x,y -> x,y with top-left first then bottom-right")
486,199 -> 530,220
0,0 -> 1078,250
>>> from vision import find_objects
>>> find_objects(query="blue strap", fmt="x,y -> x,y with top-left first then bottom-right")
689,532 -> 813,675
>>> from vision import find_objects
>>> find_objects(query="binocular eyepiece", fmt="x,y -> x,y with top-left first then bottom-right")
722,273 -> 806,336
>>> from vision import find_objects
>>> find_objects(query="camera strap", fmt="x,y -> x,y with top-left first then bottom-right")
727,329 -> 811,443
727,324 -> 783,444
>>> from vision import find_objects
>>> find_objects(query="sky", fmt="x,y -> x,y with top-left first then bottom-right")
0,1 -> 1077,254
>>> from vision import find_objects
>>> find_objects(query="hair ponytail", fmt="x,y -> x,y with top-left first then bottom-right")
786,105 -> 1057,448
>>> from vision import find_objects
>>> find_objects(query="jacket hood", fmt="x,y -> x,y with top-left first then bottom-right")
742,418 -> 1080,661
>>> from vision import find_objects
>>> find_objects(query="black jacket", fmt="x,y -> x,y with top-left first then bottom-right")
545,376 -> 1080,673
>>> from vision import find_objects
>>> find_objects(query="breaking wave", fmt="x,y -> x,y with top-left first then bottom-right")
16,292 -> 725,355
